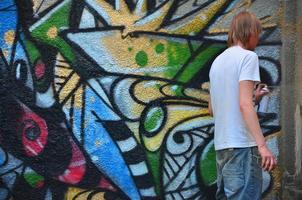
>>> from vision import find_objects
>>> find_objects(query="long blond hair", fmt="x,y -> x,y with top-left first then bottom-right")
228,11 -> 262,47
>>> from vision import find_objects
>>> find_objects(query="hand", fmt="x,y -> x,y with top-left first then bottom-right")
254,84 -> 270,104
258,144 -> 277,171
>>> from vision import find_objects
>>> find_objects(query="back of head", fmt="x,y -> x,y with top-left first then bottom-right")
228,11 -> 262,47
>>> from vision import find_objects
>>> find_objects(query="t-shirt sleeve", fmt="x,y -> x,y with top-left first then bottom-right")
239,53 -> 260,82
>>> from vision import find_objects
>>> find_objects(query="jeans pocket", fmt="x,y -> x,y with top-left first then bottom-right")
251,148 -> 261,166
222,161 -> 245,195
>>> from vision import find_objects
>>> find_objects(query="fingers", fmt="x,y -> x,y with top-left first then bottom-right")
261,155 -> 277,171
262,156 -> 270,170
268,156 -> 276,171
258,146 -> 277,171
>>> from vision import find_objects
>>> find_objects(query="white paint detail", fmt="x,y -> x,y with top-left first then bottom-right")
129,161 -> 148,176
16,63 -> 21,80
36,139 -> 44,149
139,187 -> 157,197
87,79 -> 113,109
143,81 -> 159,87
92,155 -> 99,161
117,137 -> 137,152
25,146 -> 38,156
67,31 -> 171,74
135,1 -> 170,26
134,0 -> 147,16
45,189 -> 53,200
30,0 -> 71,31
115,0 -> 120,10
36,86 -> 56,108
70,159 -> 86,167
85,0 -> 111,24
79,8 -> 96,29
191,130 -> 209,138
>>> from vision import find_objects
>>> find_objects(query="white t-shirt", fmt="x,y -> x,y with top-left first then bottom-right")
209,45 -> 260,150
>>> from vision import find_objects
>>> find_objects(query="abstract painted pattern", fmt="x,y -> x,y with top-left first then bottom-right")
0,0 -> 282,199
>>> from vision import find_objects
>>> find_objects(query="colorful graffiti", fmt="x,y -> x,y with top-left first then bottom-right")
0,0 -> 282,199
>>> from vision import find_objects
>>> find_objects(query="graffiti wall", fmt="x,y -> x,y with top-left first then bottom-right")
0,0 -> 282,199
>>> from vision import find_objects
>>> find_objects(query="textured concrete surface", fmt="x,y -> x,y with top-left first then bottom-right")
281,0 -> 302,199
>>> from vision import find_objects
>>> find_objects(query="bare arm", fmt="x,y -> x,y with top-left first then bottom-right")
239,80 -> 276,171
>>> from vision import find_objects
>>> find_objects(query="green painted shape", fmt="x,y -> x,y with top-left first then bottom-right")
24,173 -> 44,187
30,1 -> 75,62
146,150 -> 161,195
23,39 -> 41,64
166,41 -> 191,79
176,44 -> 225,83
155,43 -> 165,54
135,50 -> 148,67
144,107 -> 164,133
191,42 -> 202,51
200,144 -> 217,185
155,83 -> 161,89
128,47 -> 133,52
173,85 -> 184,97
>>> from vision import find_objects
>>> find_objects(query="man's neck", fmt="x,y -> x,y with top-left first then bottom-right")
235,42 -> 246,49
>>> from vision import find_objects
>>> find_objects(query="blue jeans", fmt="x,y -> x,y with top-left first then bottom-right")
216,147 -> 262,200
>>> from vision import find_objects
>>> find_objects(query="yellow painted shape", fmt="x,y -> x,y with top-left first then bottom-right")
263,131 -> 282,192
54,66 -> 72,84
59,73 -> 80,102
54,53 -> 82,107
4,30 -> 15,45
133,1 -> 174,34
47,26 -> 58,39
115,0 -> 130,14
54,54 -> 82,107
130,102 -> 145,119
133,80 -> 166,103
161,84 -> 181,96
102,32 -> 168,69
94,0 -> 173,36
32,0 -> 41,12
134,0 -> 148,16
56,53 -> 72,68
143,106 -> 209,151
265,131 -> 282,140
126,121 -> 141,143
73,85 -> 84,108
65,187 -> 105,200
95,140 -> 102,147
271,165 -> 282,193
3,49 -> 8,58
161,0 -> 228,34
95,0 -> 139,27
54,54 -> 73,80
184,88 -> 210,102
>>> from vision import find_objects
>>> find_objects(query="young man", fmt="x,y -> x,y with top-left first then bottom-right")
208,11 -> 277,200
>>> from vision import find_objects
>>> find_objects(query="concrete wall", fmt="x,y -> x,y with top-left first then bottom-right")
281,0 -> 302,199
0,0 -> 285,199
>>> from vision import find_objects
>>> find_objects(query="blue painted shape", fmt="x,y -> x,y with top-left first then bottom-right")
0,1 -> 17,63
13,38 -> 27,62
83,120 -> 140,199
0,0 -> 16,10
71,108 -> 83,143
85,85 -> 120,121
0,147 -> 6,165
83,88 -> 140,200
